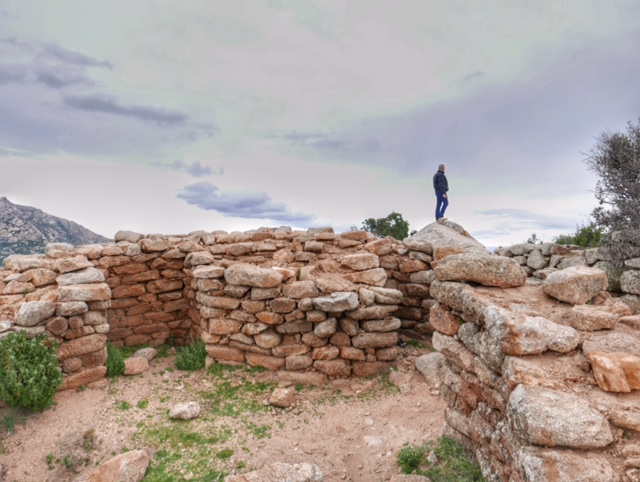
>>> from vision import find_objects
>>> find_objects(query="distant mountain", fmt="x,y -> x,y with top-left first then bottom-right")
0,197 -> 110,262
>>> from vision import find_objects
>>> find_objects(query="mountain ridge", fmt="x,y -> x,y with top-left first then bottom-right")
0,197 -> 110,261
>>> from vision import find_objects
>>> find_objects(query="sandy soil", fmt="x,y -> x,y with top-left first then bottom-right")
0,344 -> 446,482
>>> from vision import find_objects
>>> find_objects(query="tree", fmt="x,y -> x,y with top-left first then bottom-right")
553,219 -> 605,248
585,118 -> 640,263
360,212 -> 412,240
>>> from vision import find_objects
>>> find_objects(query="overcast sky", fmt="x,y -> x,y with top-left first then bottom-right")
1,1 -> 638,248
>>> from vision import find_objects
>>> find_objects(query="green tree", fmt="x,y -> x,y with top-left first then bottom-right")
553,220 -> 605,248
361,212 -> 412,240
585,118 -> 640,263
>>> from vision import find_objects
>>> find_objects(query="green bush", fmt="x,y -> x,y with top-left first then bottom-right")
106,343 -> 125,377
175,338 -> 207,371
553,220 -> 605,248
0,332 -> 63,412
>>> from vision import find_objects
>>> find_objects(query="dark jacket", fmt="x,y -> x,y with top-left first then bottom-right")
433,170 -> 448,194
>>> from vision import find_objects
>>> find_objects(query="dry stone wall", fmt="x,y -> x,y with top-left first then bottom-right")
0,226 -> 436,390
424,232 -> 640,481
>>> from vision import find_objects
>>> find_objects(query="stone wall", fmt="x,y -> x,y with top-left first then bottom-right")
0,225 -> 435,389
424,235 -> 640,481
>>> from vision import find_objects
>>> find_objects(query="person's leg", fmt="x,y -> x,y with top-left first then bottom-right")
440,195 -> 448,219
435,193 -> 443,220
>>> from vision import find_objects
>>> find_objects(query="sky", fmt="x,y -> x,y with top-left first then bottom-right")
1,0 -> 639,249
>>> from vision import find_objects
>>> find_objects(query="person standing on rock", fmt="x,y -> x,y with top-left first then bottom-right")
433,163 -> 449,221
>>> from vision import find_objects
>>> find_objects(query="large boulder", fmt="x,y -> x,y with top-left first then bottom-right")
434,253 -> 526,288
542,266 -> 608,304
507,385 -> 613,449
516,447 -> 614,482
405,222 -> 488,256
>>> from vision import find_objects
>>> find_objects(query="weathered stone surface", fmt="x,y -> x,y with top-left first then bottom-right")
313,292 -> 358,312
254,329 -> 282,348
345,267 -> 387,287
3,280 -> 35,294
55,255 -> 94,274
196,293 -> 241,310
57,267 -> 105,286
567,305 -> 619,331
191,265 -> 225,278
59,283 -> 111,302
3,254 -> 53,272
507,385 -> 613,449
341,253 -> 379,271
209,318 -> 243,335
82,450 -> 149,482
56,301 -> 89,316
415,352 -> 445,386
587,352 -> 640,392
543,266 -> 608,305
610,408 -> 640,431
132,347 -> 158,361
225,462 -> 323,482
114,230 -> 144,243
270,297 -> 296,313
516,447 -> 614,482
170,401 -> 201,420
526,250 -> 548,270
269,387 -> 296,408
16,300 -> 56,327
225,263 -> 283,288
621,270 -> 640,295
206,345 -> 245,362
124,356 -> 149,375
484,306 -> 581,356
352,332 -> 398,349
283,280 -> 319,299
582,332 -> 640,356
347,305 -> 398,320
360,317 -> 401,332
59,366 -> 107,391
314,317 -> 337,338
370,287 -> 403,304
57,334 -> 108,360
429,304 -> 460,336
314,359 -> 351,377
245,352 -> 285,371
408,222 -> 488,256
434,253 -> 526,288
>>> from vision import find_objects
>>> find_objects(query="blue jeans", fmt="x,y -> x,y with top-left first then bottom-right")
435,192 -> 448,220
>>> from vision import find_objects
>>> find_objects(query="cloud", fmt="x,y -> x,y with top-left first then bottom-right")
63,94 -> 189,125
463,70 -> 486,82
278,26 -> 640,192
475,208 -> 578,232
40,43 -> 112,69
177,182 -> 315,224
0,63 -> 25,85
153,160 -> 221,178
35,65 -> 93,89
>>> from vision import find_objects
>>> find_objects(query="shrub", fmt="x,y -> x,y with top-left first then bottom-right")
106,344 -> 125,377
553,220 -> 605,248
175,338 -> 207,371
0,332 -> 63,412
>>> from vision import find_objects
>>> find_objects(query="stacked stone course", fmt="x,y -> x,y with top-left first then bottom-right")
0,225 -> 437,389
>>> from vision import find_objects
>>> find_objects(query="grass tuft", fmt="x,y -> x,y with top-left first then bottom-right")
175,339 -> 207,371
396,435 -> 485,481
105,344 -> 125,377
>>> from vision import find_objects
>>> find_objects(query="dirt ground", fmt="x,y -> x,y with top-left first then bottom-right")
0,343 -> 446,482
